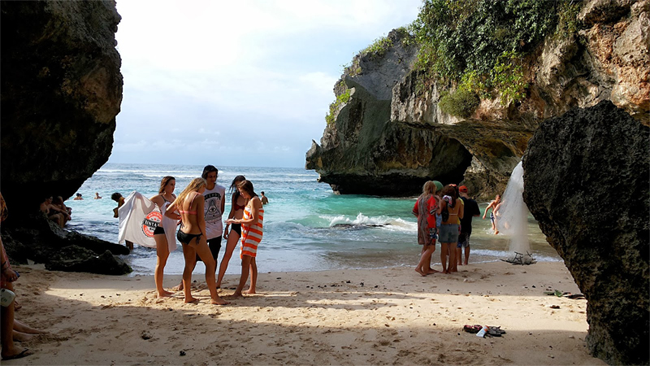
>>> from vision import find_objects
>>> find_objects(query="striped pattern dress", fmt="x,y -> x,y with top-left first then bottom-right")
241,205 -> 264,258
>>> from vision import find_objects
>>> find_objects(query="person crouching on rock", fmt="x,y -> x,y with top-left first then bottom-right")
39,196 -> 68,228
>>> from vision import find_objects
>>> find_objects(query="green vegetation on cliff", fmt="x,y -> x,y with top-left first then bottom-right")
411,0 -> 582,113
325,82 -> 351,125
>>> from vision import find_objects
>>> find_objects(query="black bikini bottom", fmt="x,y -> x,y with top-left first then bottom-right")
153,226 -> 165,235
230,223 -> 242,237
177,230 -> 202,245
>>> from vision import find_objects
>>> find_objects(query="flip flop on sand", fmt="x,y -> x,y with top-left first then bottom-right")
486,326 -> 506,337
463,325 -> 482,333
2,348 -> 32,361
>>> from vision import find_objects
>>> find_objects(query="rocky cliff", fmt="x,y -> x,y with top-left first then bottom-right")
523,100 -> 649,366
306,0 -> 649,199
1,1 -> 129,274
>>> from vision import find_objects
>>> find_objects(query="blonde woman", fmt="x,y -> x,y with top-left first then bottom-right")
150,176 -> 177,298
165,178 -> 228,305
412,181 -> 441,276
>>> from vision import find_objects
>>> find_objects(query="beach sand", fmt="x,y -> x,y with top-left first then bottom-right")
6,261 -> 605,365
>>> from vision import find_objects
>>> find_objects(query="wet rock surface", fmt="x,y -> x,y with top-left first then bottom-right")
2,213 -> 131,275
523,100 -> 649,365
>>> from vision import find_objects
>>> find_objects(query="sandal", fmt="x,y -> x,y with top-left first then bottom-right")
463,325 -> 482,333
486,326 -> 506,337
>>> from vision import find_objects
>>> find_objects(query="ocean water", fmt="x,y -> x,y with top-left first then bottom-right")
66,163 -> 561,275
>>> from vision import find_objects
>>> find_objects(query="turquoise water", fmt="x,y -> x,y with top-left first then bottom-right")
67,163 -> 560,275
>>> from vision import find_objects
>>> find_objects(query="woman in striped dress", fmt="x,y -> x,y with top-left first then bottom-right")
226,180 -> 264,297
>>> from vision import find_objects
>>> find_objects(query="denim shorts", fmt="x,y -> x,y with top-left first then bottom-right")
439,224 -> 459,243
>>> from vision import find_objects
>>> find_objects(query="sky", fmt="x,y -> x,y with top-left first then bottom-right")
109,0 -> 423,168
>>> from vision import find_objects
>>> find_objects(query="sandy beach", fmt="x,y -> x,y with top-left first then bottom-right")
6,261 -> 605,365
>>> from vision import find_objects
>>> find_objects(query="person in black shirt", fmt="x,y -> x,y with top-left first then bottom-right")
457,186 -> 481,265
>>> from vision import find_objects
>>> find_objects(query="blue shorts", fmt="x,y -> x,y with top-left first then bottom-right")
439,224 -> 459,243
457,233 -> 470,248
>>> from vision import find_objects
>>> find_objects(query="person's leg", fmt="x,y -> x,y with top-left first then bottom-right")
415,246 -> 428,276
125,240 -> 134,251
1,301 -> 28,360
194,239 -> 228,305
12,330 -> 33,342
456,246 -> 463,266
465,244 -> 470,265
181,243 -> 198,303
217,230 -> 240,288
12,319 -> 44,334
244,257 -> 257,294
423,246 -> 437,274
449,240 -> 458,272
440,242 -> 449,274
233,255 -> 252,297
207,236 -> 222,281
153,234 -> 172,298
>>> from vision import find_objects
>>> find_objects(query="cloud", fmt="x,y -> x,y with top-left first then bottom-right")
111,0 -> 422,167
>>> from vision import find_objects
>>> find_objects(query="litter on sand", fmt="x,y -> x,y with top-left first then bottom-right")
463,325 -> 506,337
502,252 -> 536,265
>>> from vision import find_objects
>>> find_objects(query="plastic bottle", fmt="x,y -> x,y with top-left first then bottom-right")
0,288 -> 16,307
476,325 -> 488,337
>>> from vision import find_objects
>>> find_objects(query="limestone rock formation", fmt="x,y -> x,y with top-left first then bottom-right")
523,101 -> 649,366
1,0 -> 123,216
307,0 -> 649,198
0,1 -> 128,274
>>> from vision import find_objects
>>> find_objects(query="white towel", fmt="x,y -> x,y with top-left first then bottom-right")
117,191 -> 178,252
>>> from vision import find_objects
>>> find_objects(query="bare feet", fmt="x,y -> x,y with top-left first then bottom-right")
230,292 -> 244,299
415,268 -> 427,277
13,331 -> 34,342
184,297 -> 199,304
211,297 -> 230,305
171,284 -> 183,291
426,269 -> 439,275
157,290 -> 173,298
243,289 -> 256,295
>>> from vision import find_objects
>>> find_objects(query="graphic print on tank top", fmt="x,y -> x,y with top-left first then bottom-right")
204,192 -> 222,221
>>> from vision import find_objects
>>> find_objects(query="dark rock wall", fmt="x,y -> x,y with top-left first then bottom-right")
1,1 -> 128,274
1,0 -> 123,219
523,101 -> 649,366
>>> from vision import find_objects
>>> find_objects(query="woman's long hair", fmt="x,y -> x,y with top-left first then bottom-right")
237,180 -> 257,198
441,185 -> 457,208
158,176 -> 175,194
229,175 -> 246,193
229,175 -> 246,202
174,178 -> 206,207
420,181 -> 436,198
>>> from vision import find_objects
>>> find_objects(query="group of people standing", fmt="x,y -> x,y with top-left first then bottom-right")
413,181 -> 481,275
127,165 -> 265,306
